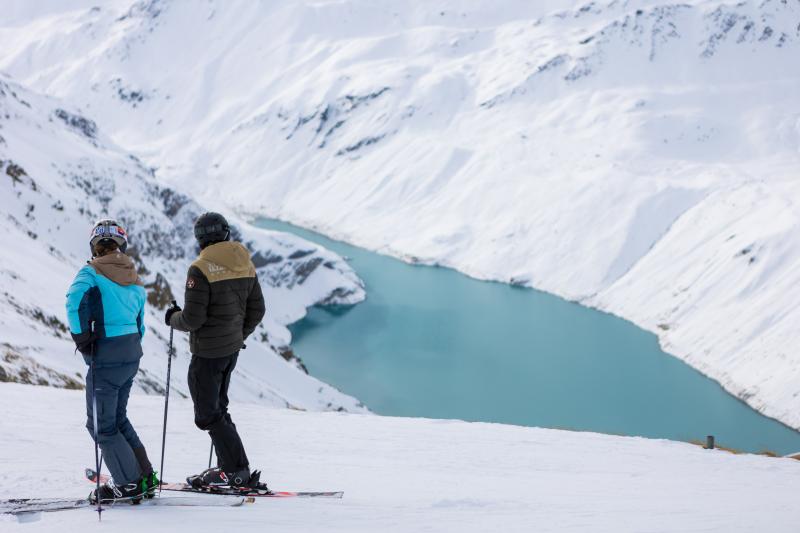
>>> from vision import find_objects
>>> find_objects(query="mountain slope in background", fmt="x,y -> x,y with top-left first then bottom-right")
0,73 -> 367,412
0,0 -> 799,426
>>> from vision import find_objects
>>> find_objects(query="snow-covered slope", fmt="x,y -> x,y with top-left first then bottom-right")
2,382 -> 799,532
1,0 -> 799,426
0,73 -> 366,412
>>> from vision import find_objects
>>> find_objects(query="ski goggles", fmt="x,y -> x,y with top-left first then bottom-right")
194,223 -> 227,238
91,224 -> 126,239
90,223 -> 128,246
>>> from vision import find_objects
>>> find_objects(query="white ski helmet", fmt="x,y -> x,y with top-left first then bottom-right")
89,219 -> 128,257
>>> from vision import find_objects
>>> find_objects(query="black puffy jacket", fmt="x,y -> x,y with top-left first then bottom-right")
170,241 -> 265,358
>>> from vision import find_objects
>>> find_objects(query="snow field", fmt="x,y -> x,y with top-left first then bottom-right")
1,383 -> 799,532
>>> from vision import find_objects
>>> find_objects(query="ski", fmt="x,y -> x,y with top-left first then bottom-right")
143,495 -> 253,507
158,482 -> 344,499
1,494 -> 252,516
86,468 -> 343,499
0,497 -> 91,515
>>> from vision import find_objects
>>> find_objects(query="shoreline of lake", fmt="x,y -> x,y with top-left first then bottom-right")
254,216 -> 800,455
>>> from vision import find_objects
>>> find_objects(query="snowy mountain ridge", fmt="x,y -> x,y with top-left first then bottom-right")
0,72 -> 367,412
1,0 -> 799,428
484,0 -> 798,106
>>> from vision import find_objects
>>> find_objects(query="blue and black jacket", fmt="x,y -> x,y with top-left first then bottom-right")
65,251 -> 146,367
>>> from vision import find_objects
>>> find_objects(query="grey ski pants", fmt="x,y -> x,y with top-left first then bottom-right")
85,361 -> 143,485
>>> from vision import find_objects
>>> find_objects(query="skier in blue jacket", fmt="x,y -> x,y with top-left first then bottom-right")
66,219 -> 157,503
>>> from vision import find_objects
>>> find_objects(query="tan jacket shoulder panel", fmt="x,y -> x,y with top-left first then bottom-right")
191,241 -> 256,284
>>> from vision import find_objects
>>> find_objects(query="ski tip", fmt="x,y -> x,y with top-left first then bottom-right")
244,497 -> 256,504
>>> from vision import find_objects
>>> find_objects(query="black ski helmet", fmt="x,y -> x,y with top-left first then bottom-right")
194,212 -> 230,248
89,219 -> 128,257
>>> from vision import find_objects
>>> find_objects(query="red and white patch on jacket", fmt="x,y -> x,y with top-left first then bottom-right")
186,277 -> 197,289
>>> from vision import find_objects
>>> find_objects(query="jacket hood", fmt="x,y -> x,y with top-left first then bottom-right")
199,241 -> 254,274
90,251 -> 143,286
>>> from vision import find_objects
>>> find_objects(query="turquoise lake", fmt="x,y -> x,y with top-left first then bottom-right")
257,218 -> 800,455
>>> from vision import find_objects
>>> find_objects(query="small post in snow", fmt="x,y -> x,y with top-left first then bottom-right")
704,435 -> 715,450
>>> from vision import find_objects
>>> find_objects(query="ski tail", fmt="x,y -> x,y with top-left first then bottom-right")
1,498 -> 89,515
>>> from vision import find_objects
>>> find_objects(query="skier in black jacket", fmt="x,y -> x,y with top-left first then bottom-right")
165,212 -> 267,489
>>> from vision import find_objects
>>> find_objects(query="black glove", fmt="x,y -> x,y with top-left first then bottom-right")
72,331 -> 96,357
164,300 -> 181,326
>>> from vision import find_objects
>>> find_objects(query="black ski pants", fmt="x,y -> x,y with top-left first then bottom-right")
188,352 -> 249,472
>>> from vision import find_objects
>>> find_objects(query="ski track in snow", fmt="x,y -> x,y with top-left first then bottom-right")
1,383 -> 800,532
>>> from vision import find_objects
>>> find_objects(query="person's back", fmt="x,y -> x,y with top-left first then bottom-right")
69,251 -> 145,365
65,219 -> 157,503
172,239 -> 264,358
166,212 -> 266,489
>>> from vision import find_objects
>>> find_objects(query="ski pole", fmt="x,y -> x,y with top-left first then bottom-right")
89,321 -> 102,520
159,307 -> 176,494
208,443 -> 215,469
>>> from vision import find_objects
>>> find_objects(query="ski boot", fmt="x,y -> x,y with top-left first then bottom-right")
187,467 -> 270,494
187,466 -> 251,489
89,477 -> 146,504
140,470 -> 159,499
